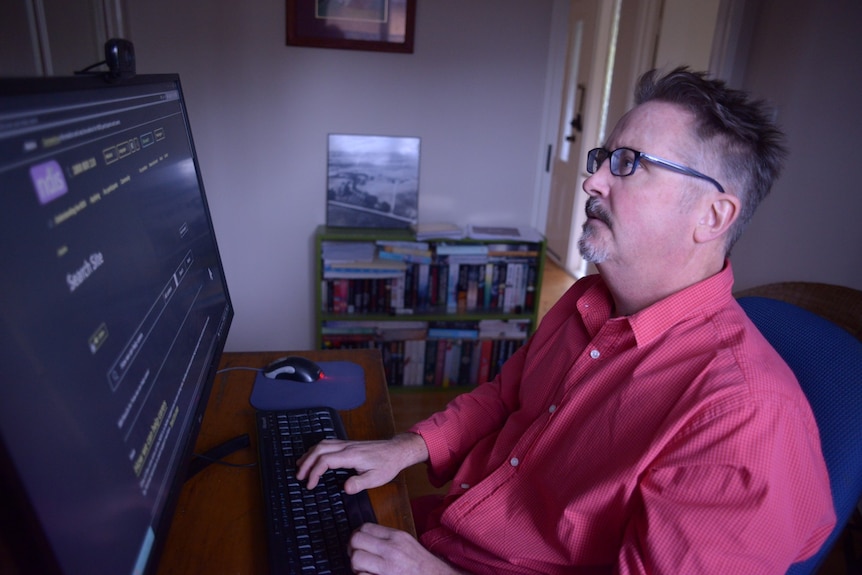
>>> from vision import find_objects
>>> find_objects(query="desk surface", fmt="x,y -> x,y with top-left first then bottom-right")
156,348 -> 415,575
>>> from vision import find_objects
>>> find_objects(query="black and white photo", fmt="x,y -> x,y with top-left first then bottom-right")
326,134 -> 420,228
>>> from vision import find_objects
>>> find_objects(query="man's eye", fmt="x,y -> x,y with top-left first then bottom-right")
618,151 -> 636,171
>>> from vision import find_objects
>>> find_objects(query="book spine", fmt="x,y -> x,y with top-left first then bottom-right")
478,339 -> 493,384
434,341 -> 447,387
417,263 -> 430,309
446,259 -> 459,311
424,340 -> 438,386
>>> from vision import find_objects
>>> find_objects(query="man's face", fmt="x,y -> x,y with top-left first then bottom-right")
578,101 -> 711,273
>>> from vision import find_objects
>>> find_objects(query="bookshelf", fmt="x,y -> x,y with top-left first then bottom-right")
314,225 -> 546,388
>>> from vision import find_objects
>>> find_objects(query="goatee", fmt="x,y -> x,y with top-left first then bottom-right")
578,197 -> 612,263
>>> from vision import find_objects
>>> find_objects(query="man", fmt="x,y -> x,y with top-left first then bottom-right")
298,68 -> 836,574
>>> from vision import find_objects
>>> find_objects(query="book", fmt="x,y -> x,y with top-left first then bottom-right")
403,339 -> 427,386
486,243 -> 541,257
466,225 -> 544,242
435,243 -> 489,256
323,258 -> 407,279
412,222 -> 465,240
322,241 -> 376,262
428,320 -> 479,339
478,319 -> 531,339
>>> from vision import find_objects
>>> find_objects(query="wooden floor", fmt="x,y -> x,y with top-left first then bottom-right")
388,259 -> 859,574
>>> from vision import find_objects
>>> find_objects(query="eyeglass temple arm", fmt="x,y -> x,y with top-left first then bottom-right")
640,153 -> 726,194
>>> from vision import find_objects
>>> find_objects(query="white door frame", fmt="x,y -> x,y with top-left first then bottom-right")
534,0 -> 740,277
534,0 -> 624,278
23,0 -> 128,76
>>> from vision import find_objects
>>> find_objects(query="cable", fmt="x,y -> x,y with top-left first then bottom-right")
216,366 -> 263,375
74,60 -> 107,75
191,452 -> 257,470
186,433 -> 256,481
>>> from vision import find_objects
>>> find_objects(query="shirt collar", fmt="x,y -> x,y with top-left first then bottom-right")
579,261 -> 736,347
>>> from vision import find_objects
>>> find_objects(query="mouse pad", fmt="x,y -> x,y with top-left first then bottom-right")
249,360 -> 366,411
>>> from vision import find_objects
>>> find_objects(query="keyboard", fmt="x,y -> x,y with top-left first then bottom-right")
256,407 -> 377,574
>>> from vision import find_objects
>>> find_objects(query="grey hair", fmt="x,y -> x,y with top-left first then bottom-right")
635,67 -> 787,255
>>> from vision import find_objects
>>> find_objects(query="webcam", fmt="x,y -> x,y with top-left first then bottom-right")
74,38 -> 137,79
105,38 -> 136,78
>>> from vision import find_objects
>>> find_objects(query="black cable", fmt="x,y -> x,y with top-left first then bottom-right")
74,60 -> 107,75
183,366 -> 266,481
187,433 -> 255,481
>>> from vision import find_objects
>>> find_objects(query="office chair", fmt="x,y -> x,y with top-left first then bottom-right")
736,281 -> 862,341
737,295 -> 862,574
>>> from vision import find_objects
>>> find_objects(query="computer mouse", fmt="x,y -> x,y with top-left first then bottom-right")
262,356 -> 324,383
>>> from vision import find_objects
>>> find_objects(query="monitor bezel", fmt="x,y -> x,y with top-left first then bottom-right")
0,72 -> 234,575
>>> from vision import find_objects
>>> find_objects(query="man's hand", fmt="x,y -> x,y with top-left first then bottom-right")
296,432 -> 428,493
349,523 -> 467,575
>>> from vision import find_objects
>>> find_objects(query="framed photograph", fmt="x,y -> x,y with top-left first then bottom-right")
287,0 -> 416,53
326,134 -> 420,229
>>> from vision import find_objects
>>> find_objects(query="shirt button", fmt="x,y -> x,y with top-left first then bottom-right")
510,457 -> 520,467
549,404 -> 557,414
460,483 -> 470,489
590,349 -> 600,359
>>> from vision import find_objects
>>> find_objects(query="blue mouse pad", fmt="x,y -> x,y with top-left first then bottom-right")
249,360 -> 366,411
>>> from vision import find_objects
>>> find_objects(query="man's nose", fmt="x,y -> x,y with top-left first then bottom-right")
583,161 -> 612,197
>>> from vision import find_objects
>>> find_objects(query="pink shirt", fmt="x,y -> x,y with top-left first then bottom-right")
410,264 -> 835,574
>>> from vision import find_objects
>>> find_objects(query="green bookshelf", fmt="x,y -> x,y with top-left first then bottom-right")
314,225 -> 545,388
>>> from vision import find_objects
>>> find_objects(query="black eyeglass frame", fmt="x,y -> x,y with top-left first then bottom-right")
587,147 -> 726,194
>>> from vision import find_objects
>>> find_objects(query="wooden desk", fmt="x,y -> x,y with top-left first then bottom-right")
156,348 -> 415,574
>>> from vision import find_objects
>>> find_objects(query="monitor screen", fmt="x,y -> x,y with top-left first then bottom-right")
0,74 -> 233,574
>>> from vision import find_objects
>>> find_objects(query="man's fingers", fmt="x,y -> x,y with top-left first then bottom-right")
296,436 -> 419,492
354,522 -> 396,539
348,524 -> 391,573
295,439 -> 350,488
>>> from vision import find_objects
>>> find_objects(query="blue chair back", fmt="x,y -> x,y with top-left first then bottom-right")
738,296 -> 862,574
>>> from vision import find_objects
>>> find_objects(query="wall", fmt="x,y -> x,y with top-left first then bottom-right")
123,0 -> 555,351
654,0 -> 721,71
608,0 -> 862,293
730,0 -> 862,291
6,0 -> 860,351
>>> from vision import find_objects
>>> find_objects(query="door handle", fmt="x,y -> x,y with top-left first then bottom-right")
566,84 -> 586,142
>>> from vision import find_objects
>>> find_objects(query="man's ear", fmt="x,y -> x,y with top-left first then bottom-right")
694,194 -> 740,244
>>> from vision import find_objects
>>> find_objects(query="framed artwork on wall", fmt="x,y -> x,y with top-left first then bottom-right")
286,0 -> 416,53
326,134 -> 420,229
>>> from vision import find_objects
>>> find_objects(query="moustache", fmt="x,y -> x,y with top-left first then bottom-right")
584,197 -> 612,228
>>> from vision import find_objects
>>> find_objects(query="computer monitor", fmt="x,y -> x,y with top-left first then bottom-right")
0,74 -> 233,574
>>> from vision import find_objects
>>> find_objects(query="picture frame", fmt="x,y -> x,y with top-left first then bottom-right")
326,134 -> 421,229
287,0 -> 416,53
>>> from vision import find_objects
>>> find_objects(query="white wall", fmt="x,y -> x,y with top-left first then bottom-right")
653,0 -> 721,71
730,0 -> 862,291
124,0 -> 555,351
6,0 -> 860,351
609,0 -> 862,294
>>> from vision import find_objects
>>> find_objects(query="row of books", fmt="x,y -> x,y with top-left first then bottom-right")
323,335 -> 526,387
321,318 -> 530,338
321,241 -> 541,315
320,319 -> 530,387
322,239 -> 542,273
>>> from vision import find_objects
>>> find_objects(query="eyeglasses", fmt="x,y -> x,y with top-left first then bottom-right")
587,147 -> 725,194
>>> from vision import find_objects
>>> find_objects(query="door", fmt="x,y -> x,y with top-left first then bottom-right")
2,0 -> 125,76
544,0 -> 619,278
